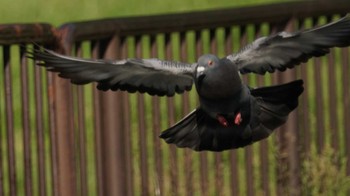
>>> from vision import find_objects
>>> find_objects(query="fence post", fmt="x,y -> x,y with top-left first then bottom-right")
95,35 -> 129,196
52,62 -> 77,195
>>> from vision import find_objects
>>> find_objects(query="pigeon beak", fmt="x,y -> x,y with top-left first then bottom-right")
196,66 -> 206,86
196,66 -> 205,78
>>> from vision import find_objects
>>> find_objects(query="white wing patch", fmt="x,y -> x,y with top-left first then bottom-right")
126,58 -> 196,74
44,49 -> 195,74
226,36 -> 269,64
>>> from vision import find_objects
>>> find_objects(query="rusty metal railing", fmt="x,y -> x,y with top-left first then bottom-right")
1,1 -> 350,196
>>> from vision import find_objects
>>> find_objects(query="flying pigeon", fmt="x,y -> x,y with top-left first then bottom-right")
28,14 -> 350,151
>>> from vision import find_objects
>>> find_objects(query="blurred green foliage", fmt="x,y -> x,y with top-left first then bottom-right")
302,145 -> 350,195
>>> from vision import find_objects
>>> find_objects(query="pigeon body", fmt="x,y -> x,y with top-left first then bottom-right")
195,55 -> 246,119
161,79 -> 303,151
28,14 -> 350,151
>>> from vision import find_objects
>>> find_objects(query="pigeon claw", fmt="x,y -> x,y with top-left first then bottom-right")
216,115 -> 228,127
234,112 -> 242,125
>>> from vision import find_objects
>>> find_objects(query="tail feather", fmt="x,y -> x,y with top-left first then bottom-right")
160,110 -> 200,148
250,79 -> 304,141
160,108 -> 251,151
250,79 -> 304,110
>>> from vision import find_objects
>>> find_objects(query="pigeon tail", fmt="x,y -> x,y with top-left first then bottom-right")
159,110 -> 201,150
249,79 -> 304,141
159,108 -> 251,152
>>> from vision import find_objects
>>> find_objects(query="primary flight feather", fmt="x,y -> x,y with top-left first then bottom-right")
28,14 -> 350,151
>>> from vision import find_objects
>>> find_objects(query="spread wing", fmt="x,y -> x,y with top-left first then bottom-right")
227,14 -> 350,74
28,48 -> 196,96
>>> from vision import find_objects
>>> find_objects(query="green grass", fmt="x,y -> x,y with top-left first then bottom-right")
1,0 -> 291,25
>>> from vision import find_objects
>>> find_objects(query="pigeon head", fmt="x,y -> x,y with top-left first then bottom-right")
195,54 -> 220,86
195,54 -> 242,99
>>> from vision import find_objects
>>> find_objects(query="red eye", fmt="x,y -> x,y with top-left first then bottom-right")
208,60 -> 213,66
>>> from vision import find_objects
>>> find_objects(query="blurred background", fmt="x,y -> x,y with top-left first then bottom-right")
1,0 -> 350,196
1,0 -> 290,24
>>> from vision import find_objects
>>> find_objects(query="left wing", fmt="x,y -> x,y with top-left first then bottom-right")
28,48 -> 196,96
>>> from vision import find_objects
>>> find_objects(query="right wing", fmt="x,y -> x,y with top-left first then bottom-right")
227,14 -> 350,74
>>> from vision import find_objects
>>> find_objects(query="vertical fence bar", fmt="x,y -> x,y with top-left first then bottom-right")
165,33 -> 179,196
98,36 -> 128,196
180,31 -> 194,196
278,17 -> 301,196
34,44 -> 47,196
0,53 -> 3,196
53,43 -> 76,196
268,20 -> 292,196
42,45 -> 53,196
278,68 -> 302,196
277,69 -> 301,196
135,35 -> 150,195
195,30 -> 209,196
20,45 -> 33,196
98,86 -> 121,196
109,35 -> 130,196
119,37 -> 134,196
255,23 -> 271,196
74,42 -> 88,196
3,45 -> 16,196
328,52 -> 339,148
123,89 -> 133,196
314,62 -> 325,153
152,94 -> 163,196
150,35 -> 163,196
342,48 -> 350,176
313,17 -> 326,153
45,47 -> 59,196
298,18 -> 312,156
239,25 -> 255,196
325,16 -> 339,151
91,41 -> 104,196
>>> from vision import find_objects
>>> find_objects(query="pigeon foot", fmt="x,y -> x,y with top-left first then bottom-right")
234,112 -> 242,125
216,115 -> 228,127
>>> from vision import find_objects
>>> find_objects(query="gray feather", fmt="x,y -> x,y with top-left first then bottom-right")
27,48 -> 195,96
227,14 -> 350,74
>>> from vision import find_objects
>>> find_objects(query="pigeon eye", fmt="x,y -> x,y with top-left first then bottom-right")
208,60 -> 213,66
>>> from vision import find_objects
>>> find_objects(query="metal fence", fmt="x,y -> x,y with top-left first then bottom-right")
1,1 -> 350,195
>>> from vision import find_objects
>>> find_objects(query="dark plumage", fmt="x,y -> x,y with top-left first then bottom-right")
27,14 -> 350,151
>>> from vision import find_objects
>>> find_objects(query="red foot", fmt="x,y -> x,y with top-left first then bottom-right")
217,115 -> 228,127
234,112 -> 242,125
